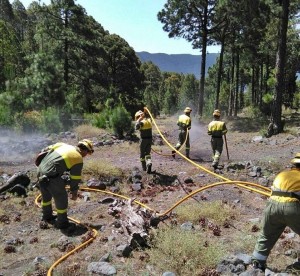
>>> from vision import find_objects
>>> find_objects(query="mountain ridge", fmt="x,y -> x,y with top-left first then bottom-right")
136,51 -> 219,78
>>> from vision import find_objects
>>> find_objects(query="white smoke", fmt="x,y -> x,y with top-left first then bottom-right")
0,128 -> 52,163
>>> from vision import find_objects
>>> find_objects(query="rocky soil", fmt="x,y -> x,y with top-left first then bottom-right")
1,114 -> 300,276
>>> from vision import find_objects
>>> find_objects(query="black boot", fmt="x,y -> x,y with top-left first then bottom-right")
146,163 -> 152,174
171,151 -> 176,159
141,161 -> 147,171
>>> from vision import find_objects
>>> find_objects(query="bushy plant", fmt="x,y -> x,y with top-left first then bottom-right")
175,200 -> 237,225
109,105 -> 134,138
88,110 -> 111,129
40,107 -> 63,133
0,103 -> 13,126
147,227 -> 225,275
14,110 -> 43,132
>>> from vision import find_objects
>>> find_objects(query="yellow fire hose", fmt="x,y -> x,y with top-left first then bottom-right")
34,107 -> 271,275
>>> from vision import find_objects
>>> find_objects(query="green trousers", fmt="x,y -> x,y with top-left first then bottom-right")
210,137 -> 223,165
140,138 -> 152,170
40,176 -> 69,226
253,199 -> 300,262
175,130 -> 190,156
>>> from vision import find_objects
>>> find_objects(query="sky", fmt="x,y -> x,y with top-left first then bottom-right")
12,0 -> 220,55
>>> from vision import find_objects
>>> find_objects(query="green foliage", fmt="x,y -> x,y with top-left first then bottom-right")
0,102 -> 13,126
14,110 -> 43,132
293,92 -> 300,108
242,106 -> 264,119
109,105 -> 134,138
13,108 -> 64,133
175,201 -> 237,225
88,109 -> 112,129
262,93 -> 274,104
40,107 -> 63,133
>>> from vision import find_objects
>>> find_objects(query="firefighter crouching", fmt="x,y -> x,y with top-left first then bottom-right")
135,109 -> 153,174
37,139 -> 94,229
251,153 -> 300,272
172,107 -> 192,159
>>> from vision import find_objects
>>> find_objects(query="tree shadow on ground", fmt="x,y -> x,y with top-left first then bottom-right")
228,117 -> 269,132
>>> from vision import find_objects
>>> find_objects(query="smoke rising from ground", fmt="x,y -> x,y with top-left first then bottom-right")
0,128 -> 51,163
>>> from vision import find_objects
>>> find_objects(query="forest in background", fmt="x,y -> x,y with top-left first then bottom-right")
0,0 -> 299,135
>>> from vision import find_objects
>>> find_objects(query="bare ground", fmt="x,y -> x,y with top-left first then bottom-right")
1,114 -> 300,275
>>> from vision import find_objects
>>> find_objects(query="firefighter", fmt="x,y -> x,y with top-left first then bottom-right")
172,107 -> 192,159
135,109 -> 152,173
37,139 -> 94,229
207,109 -> 227,169
251,153 -> 300,273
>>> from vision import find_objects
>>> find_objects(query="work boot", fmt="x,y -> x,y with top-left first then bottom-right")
54,220 -> 70,229
141,161 -> 147,171
146,163 -> 152,174
251,259 -> 266,272
286,261 -> 300,274
41,214 -> 57,224
171,151 -> 176,159
212,162 -> 218,170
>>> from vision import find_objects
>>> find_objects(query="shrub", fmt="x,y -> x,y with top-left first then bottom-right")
147,227 -> 225,275
109,105 -> 134,138
0,103 -> 13,126
175,200 -> 237,225
40,107 -> 63,133
14,110 -> 43,132
88,110 -> 111,129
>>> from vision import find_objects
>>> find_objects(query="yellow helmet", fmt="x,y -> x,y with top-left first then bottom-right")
291,153 -> 300,164
135,110 -> 144,120
213,109 -> 221,117
184,107 -> 192,113
78,139 -> 94,154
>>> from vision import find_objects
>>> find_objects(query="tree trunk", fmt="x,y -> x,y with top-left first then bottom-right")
215,34 -> 225,110
197,4 -> 208,117
272,0 -> 289,133
228,52 -> 235,116
234,51 -> 240,117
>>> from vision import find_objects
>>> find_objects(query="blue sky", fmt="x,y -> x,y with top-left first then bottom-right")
13,0 -> 220,55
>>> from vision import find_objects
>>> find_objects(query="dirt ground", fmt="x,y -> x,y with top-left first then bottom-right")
1,113 -> 300,275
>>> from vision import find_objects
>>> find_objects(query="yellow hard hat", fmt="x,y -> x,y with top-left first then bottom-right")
184,107 -> 192,113
213,109 -> 221,117
135,110 -> 144,120
78,139 -> 94,154
291,153 -> 300,164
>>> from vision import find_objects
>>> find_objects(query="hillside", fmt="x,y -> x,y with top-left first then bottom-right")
1,113 -> 300,275
136,51 -> 219,78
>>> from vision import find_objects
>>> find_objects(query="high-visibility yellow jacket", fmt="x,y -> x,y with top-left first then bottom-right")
177,114 -> 191,131
208,120 -> 227,138
271,168 -> 300,202
135,118 -> 152,139
38,142 -> 83,192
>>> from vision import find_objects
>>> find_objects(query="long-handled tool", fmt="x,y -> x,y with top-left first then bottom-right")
224,134 -> 230,160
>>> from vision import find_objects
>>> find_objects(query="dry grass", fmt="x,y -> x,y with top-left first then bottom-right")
175,200 -> 238,225
73,124 -> 106,140
82,160 -> 124,180
147,227 -> 226,275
